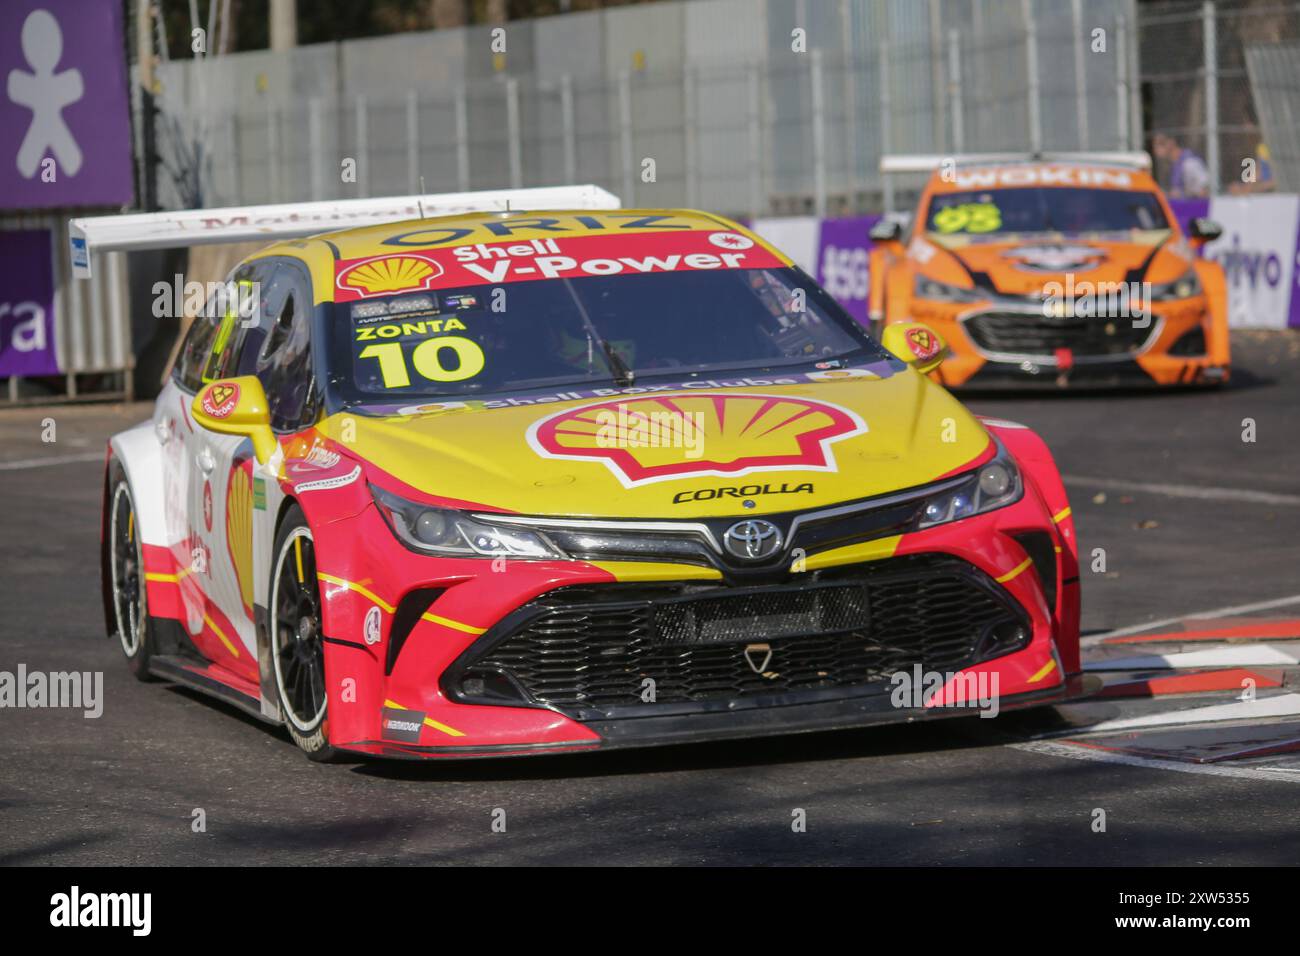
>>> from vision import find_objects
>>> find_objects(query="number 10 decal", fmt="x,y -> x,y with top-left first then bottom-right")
358,336 -> 486,388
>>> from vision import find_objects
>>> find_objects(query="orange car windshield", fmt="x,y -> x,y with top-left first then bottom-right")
925,187 -> 1169,237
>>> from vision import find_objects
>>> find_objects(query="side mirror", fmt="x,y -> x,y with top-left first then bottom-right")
191,376 -> 277,465
869,219 -> 904,245
1188,217 -> 1222,244
881,322 -> 947,375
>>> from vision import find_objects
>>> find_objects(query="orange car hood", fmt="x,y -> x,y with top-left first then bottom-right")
923,232 -> 1190,295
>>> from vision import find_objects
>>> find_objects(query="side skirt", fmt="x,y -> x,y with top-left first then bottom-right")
147,654 -> 281,726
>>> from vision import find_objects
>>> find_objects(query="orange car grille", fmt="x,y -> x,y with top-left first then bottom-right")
963,311 -> 1154,358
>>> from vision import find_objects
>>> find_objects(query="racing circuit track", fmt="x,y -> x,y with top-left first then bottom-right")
2,329 -> 1299,866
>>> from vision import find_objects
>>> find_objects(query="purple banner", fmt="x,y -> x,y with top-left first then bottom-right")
0,230 -> 58,376
1292,218 -> 1300,329
0,0 -> 133,210
1166,198 -> 1211,245
815,215 -> 881,326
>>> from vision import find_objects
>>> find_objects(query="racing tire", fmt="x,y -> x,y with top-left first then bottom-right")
269,504 -> 340,762
107,461 -> 157,681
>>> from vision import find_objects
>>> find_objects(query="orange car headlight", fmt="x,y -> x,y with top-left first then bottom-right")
914,274 -> 982,303
1149,267 -> 1202,301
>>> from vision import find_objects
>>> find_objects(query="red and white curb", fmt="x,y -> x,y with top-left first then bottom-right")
1018,611 -> 1300,780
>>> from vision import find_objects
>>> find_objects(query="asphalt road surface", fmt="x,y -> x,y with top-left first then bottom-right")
3,330 -> 1299,866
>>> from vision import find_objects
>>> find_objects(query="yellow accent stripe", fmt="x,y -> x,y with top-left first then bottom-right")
383,698 -> 465,738
1052,507 -> 1072,524
294,536 -> 305,583
203,613 -> 240,659
799,535 -> 902,573
127,512 -> 134,541
145,562 -> 197,585
316,572 -> 397,614
1027,658 -> 1058,684
995,557 -> 1034,584
317,572 -> 483,633
588,560 -> 722,583
420,612 -> 486,635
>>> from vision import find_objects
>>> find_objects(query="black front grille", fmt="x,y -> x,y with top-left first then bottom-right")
964,311 -> 1152,357
450,555 -> 1029,719
654,583 -> 872,645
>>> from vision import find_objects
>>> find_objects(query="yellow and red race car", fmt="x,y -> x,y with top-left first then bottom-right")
85,191 -> 1083,761
868,153 -> 1230,388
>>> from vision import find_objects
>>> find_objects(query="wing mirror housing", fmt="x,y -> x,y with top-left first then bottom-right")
191,376 -> 277,465
881,322 -> 947,375
870,218 -> 904,245
1187,217 -> 1222,247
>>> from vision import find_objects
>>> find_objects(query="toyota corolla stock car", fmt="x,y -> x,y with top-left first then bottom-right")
869,154 -> 1230,388
101,208 -> 1082,760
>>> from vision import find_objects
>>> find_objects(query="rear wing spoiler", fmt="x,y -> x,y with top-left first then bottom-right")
880,152 -> 1152,174
68,184 -> 622,279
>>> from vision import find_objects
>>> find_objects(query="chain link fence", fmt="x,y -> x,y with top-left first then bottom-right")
1140,0 -> 1300,194
147,0 -> 1146,220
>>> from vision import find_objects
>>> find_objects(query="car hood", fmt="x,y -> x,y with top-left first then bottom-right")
922,231 -> 1191,296
317,368 -> 993,519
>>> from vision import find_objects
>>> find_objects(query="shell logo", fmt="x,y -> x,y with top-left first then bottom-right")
526,392 -> 867,487
905,327 -> 941,362
226,459 -> 255,619
337,254 -> 443,298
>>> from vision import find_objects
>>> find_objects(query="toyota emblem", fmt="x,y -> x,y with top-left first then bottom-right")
723,519 -> 783,561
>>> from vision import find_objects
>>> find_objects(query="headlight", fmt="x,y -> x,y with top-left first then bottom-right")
371,485 -> 564,559
1149,267 -> 1202,301
914,274 -> 982,303
916,449 -> 1022,529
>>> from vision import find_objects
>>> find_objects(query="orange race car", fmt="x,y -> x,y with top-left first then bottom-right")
868,153 -> 1230,388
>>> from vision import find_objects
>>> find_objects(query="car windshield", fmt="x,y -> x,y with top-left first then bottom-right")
925,187 -> 1169,236
327,266 -> 885,406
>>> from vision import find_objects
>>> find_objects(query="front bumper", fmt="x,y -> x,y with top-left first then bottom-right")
360,675 -> 1090,759
312,480 -> 1080,759
904,296 -> 1229,388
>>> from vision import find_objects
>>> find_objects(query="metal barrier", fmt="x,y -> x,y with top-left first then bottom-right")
148,0 -> 1144,221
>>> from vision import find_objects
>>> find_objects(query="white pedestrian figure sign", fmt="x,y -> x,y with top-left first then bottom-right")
7,8 -> 84,178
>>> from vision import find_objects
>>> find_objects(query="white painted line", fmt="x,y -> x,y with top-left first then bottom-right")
1062,474 -> 1300,507
1012,740 -> 1300,784
1083,593 -> 1300,644
1084,644 -> 1300,671
0,452 -> 103,471
1083,692 -> 1300,733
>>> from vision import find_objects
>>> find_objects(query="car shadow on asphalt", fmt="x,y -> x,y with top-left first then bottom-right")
957,367 -> 1274,403
350,717 -> 1023,784
163,679 -> 1019,781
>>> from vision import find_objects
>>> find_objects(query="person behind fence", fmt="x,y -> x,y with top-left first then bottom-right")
1152,133 -> 1211,199
1228,129 -> 1276,194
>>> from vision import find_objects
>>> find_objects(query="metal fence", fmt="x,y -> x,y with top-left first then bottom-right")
1141,0 -> 1300,193
149,0 -> 1143,221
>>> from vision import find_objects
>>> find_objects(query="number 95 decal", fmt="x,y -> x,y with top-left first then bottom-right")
932,202 -> 1002,234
